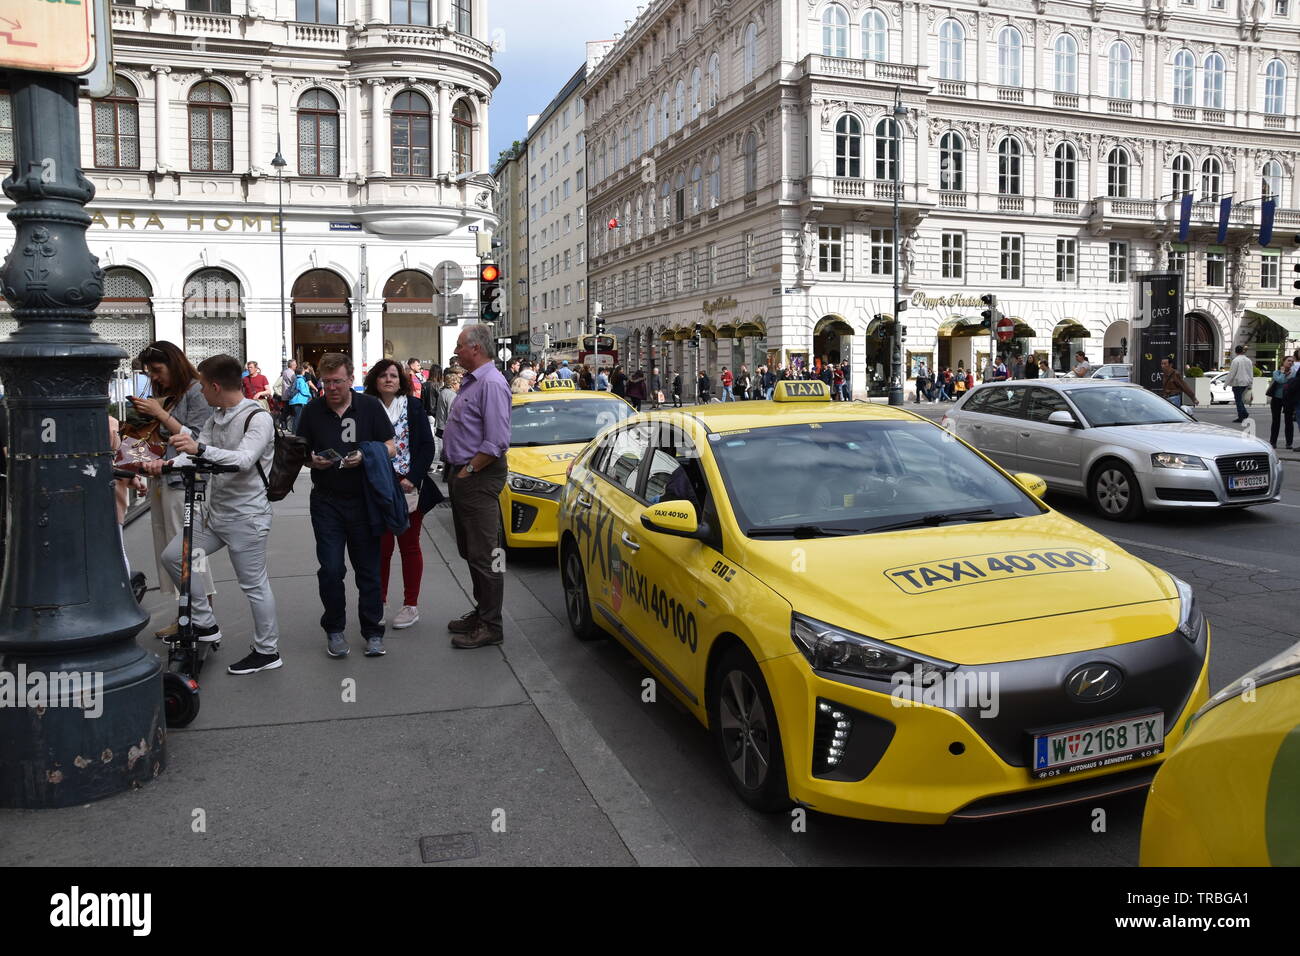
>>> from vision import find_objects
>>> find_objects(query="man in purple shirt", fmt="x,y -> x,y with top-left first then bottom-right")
442,323 -> 513,648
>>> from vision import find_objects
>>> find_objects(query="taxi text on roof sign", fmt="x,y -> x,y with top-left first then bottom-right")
1,0 -> 98,74
536,379 -> 577,391
773,380 -> 831,402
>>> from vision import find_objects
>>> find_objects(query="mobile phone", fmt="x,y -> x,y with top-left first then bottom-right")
318,448 -> 343,462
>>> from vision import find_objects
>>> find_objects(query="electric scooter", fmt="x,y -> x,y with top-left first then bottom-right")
157,457 -> 239,728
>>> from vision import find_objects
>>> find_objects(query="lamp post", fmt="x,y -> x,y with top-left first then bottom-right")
888,86 -> 906,406
272,138 -> 288,370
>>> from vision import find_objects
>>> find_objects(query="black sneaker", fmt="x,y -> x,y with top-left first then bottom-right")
194,623 -> 222,644
228,649 -> 282,675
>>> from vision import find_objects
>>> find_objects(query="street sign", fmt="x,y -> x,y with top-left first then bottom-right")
438,293 -> 464,324
1,0 -> 98,74
497,346 -> 511,361
432,260 -> 464,294
996,316 -> 1015,342
77,0 -> 113,98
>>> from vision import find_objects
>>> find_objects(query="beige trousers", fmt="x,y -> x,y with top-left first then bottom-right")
150,479 -> 217,600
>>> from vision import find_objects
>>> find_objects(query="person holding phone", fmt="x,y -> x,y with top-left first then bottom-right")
295,353 -> 396,659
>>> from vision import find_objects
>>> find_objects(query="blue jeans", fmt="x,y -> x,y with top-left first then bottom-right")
721,386 -> 734,402
1167,393 -> 1183,408
290,403 -> 307,433
764,387 -> 774,400
1232,385 -> 1250,420
309,489 -> 384,639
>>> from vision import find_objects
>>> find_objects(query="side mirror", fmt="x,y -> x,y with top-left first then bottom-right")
1014,472 -> 1049,499
640,500 -> 704,539
1047,410 -> 1080,427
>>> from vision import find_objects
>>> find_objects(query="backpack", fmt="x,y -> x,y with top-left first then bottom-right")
242,409 -> 310,502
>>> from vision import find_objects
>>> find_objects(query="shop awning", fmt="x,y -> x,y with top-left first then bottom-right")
735,320 -> 766,337
937,315 -> 985,337
1053,321 -> 1091,339
1246,308 -> 1300,338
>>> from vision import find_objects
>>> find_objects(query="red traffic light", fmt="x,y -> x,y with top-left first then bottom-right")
479,263 -> 500,282
607,218 -> 619,229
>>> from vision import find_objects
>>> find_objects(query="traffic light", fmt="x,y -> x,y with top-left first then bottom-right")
479,262 -> 502,323
595,316 -> 607,334
979,293 -> 998,330
688,322 -> 702,348
1293,261 -> 1300,307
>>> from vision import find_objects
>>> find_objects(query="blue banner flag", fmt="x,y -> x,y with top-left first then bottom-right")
1217,196 -> 1233,244
1260,197 -> 1276,247
1178,193 -> 1193,242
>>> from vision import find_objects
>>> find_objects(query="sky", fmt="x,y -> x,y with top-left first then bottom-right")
487,0 -> 643,164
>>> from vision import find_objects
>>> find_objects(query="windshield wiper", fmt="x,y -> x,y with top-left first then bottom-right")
866,508 -> 1015,534
746,525 -> 860,538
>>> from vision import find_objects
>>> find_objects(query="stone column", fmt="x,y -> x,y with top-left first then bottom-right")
344,79 -> 363,180
368,78 -> 387,177
437,81 -> 455,175
151,65 -> 171,171
477,94 -> 490,172
274,76 -> 294,175
246,70 -> 266,174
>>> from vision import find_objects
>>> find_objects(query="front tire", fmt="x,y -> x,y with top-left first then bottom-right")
1090,459 -> 1145,521
560,539 -> 603,641
710,646 -> 792,813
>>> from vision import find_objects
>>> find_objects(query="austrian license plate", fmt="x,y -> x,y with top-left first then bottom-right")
1030,713 -> 1164,780
1228,474 -> 1268,491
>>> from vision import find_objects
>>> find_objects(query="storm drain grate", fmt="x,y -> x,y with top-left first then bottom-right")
419,832 -> 480,863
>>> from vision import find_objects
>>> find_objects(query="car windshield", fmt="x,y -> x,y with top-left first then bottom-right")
510,398 -> 632,446
1065,386 -> 1188,427
708,419 -> 1042,537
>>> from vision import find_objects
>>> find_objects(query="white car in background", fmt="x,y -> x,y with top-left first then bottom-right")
1207,372 -> 1232,405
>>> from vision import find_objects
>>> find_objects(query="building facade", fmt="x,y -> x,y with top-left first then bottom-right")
584,0 -> 1300,397
492,141 -> 529,356
0,0 -> 499,380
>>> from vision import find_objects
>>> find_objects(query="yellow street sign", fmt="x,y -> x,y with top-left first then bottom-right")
1,0 -> 97,75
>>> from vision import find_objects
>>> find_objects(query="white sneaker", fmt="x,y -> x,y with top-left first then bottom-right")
393,605 -> 420,629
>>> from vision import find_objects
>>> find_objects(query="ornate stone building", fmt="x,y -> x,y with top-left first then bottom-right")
0,0 -> 499,379
584,0 -> 1300,395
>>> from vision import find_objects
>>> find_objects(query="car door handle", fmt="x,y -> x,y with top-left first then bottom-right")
972,423 -> 983,429
1019,431 -> 1031,438
620,531 -> 640,551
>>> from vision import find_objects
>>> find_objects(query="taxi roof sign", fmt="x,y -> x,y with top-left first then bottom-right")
536,379 -> 577,391
773,380 -> 831,402
1,0 -> 98,74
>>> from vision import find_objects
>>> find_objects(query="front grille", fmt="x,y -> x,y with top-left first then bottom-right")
1154,487 -> 1218,502
510,501 -> 538,534
1215,454 -> 1271,497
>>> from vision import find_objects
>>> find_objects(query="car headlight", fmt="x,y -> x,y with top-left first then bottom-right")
1151,452 -> 1206,470
1195,641 -> 1300,722
507,472 -> 561,496
791,612 -> 955,682
1171,575 -> 1204,644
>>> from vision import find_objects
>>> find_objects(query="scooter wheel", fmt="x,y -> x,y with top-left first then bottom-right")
162,670 -> 200,728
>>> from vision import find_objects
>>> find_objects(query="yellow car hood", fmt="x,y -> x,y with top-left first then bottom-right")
739,511 -> 1179,664
508,442 -> 589,483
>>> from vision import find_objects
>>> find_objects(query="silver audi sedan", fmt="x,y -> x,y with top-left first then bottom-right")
940,379 -> 1282,520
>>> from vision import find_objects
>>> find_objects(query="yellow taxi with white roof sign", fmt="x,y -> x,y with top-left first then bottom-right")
555,379 -> 1211,823
500,378 -> 634,549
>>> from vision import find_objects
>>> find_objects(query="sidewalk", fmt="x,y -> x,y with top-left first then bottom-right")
0,476 -> 696,866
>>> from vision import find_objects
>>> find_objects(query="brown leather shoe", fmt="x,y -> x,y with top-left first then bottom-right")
447,610 -> 481,634
451,623 -> 503,649
155,621 -> 179,641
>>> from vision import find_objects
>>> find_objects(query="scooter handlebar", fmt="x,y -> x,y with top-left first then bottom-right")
160,458 -> 240,475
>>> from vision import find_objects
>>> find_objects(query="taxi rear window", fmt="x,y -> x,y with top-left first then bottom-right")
509,398 -> 632,446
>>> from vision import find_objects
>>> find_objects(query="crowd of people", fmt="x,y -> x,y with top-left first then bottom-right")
117,324 -> 511,677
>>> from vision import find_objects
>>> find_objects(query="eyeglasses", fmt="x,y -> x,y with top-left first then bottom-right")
140,347 -> 166,362
320,378 -> 350,387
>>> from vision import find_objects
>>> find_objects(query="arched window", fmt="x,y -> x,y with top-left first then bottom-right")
862,10 -> 887,62
834,114 -> 862,178
1203,53 -> 1225,109
452,99 -> 474,175
1108,41 -> 1131,100
674,80 -> 685,131
1171,153 -> 1193,197
1262,160 -> 1283,201
1201,156 -> 1222,202
620,121 -> 629,167
1053,34 -> 1078,94
674,170 -> 686,222
1054,142 -> 1077,199
822,4 -> 849,57
646,186 -> 657,231
998,137 -> 1021,195
1264,59 -> 1286,115
690,67 -> 701,120
743,132 -> 758,193
297,88 -> 340,176
597,143 -> 606,182
708,152 -> 721,207
634,194 -> 643,239
939,20 -> 964,81
187,81 -> 233,172
1173,50 -> 1194,107
390,90 -> 431,176
997,27 -> 1022,87
707,53 -> 721,108
1106,147 -> 1129,199
874,117 -> 898,180
645,107 -> 654,149
632,121 -> 641,158
660,178 -> 671,222
94,75 -> 140,169
183,268 -> 245,364
691,162 -> 703,214
743,23 -> 758,83
939,131 -> 963,191
660,92 -> 670,139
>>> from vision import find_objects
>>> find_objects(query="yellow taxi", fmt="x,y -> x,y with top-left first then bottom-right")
501,379 -> 634,549
556,380 -> 1211,824
1141,640 -> 1300,865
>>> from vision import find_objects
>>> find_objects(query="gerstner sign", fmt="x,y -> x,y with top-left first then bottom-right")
1,0 -> 97,74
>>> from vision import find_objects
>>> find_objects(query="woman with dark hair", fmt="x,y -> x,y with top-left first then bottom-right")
130,340 -> 216,636
610,365 -> 627,399
302,361 -> 322,398
364,358 -> 443,630
626,369 -> 647,411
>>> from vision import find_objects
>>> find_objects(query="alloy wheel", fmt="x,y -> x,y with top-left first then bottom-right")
717,669 -> 772,790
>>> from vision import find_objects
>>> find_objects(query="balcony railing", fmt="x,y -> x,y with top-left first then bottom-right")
997,196 -> 1024,212
111,5 -> 141,29
808,175 -> 918,205
1053,200 -> 1081,215
1172,106 -> 1196,120
937,80 -> 967,97
1264,115 -> 1286,129
1053,93 -> 1079,109
1107,99 -> 1133,114
1203,109 -> 1226,124
804,55 -> 919,84
997,87 -> 1024,103
939,191 -> 966,208
293,22 -> 344,45
180,12 -> 235,35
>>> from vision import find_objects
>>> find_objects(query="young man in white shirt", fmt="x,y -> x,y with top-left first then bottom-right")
1227,344 -> 1255,423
